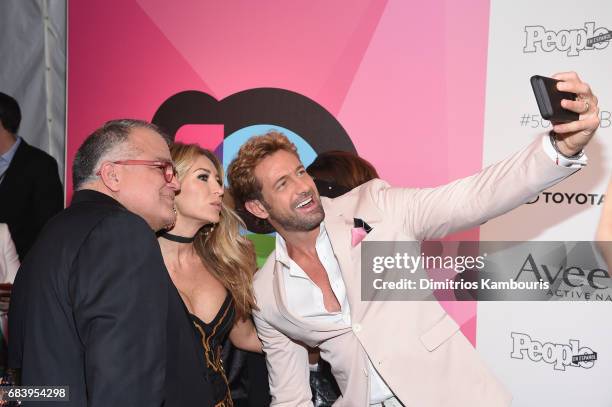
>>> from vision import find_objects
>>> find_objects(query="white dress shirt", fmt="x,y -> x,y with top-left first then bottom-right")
541,131 -> 587,168
0,136 -> 21,185
276,223 -> 394,404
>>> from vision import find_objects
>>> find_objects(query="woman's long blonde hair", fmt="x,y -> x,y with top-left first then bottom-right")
171,143 -> 257,321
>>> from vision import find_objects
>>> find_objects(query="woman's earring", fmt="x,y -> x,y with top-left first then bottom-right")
165,207 -> 178,230
204,224 -> 215,236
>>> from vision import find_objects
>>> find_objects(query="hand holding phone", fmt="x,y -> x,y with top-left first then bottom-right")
530,75 -> 579,124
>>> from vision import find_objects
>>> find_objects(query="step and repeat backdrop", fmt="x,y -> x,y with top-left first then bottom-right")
66,0 -> 611,405
478,1 -> 612,406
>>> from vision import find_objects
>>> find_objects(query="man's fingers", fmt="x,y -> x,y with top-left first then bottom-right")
557,80 -> 593,96
553,121 -> 586,134
561,99 -> 590,114
553,114 -> 600,134
552,71 -> 580,82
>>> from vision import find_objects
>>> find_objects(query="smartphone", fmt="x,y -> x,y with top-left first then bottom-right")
530,75 -> 579,124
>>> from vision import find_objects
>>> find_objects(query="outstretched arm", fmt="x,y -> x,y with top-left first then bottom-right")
372,72 -> 600,240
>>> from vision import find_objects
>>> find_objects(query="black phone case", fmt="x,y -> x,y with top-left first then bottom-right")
530,75 -> 578,124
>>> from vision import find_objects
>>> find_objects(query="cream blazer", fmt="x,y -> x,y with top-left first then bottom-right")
252,135 -> 578,407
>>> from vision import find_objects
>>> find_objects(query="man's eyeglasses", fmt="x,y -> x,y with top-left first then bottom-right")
96,160 -> 177,182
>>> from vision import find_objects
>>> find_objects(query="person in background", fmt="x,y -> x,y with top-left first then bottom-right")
0,222 -> 17,338
158,143 -> 263,406
307,150 -> 379,198
0,222 -> 18,379
0,92 -> 63,261
0,224 -> 19,284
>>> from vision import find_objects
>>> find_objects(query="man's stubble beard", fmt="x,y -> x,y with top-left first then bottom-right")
263,196 -> 325,232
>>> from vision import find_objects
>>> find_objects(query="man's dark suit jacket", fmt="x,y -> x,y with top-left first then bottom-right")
8,190 -> 214,406
0,139 -> 63,261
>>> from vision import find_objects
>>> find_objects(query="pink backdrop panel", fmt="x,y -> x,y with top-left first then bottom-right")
174,125 -> 224,151
67,0 -> 492,344
67,0 -> 211,196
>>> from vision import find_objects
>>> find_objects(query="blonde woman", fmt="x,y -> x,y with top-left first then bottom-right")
158,143 -> 261,407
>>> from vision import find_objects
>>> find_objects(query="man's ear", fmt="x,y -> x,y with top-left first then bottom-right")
245,199 -> 269,220
98,162 -> 121,192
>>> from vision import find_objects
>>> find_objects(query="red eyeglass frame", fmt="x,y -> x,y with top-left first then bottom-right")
96,160 -> 177,182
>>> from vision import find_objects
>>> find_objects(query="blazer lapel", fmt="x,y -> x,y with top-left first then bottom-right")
322,197 -> 383,321
322,197 -> 382,272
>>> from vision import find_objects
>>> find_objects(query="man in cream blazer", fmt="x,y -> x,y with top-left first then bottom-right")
227,72 -> 600,406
